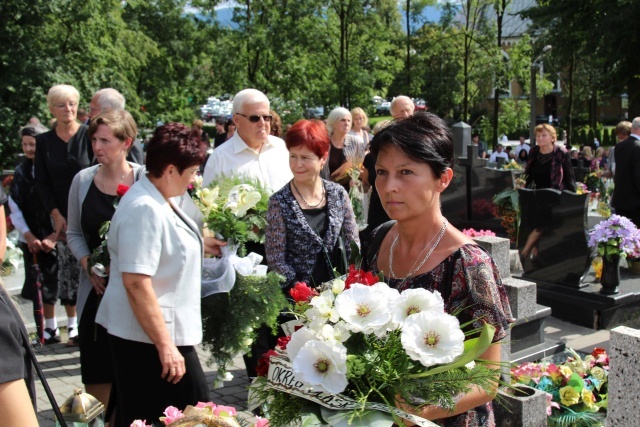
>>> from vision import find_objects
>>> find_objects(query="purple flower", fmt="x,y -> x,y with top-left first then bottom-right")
588,214 -> 640,258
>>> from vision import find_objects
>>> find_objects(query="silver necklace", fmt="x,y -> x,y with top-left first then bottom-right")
292,180 -> 325,208
389,220 -> 448,280
99,168 -> 131,195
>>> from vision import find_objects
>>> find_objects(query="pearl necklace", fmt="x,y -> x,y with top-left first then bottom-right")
389,220 -> 448,281
292,180 -> 325,208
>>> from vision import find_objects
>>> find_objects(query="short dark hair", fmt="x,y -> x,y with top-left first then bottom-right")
20,126 -> 40,138
285,119 -> 330,158
224,119 -> 235,133
370,112 -> 454,178
145,123 -> 207,178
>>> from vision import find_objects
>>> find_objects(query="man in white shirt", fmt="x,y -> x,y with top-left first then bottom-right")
513,136 -> 530,158
489,144 -> 510,162
202,89 -> 292,192
202,89 -> 292,380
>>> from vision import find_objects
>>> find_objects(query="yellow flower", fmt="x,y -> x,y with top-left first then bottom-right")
590,366 -> 607,388
558,365 -> 573,379
559,386 -> 581,406
581,389 -> 597,410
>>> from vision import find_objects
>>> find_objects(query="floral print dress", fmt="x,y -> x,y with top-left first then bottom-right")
370,237 -> 514,427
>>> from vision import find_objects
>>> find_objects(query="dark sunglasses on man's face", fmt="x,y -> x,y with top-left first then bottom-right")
236,113 -> 273,123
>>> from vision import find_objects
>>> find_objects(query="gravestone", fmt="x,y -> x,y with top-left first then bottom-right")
451,121 -> 471,159
607,326 -> 640,426
518,188 -> 590,288
473,236 -> 564,363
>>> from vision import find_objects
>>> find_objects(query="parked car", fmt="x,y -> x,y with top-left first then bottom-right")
376,101 -> 391,116
414,99 -> 428,111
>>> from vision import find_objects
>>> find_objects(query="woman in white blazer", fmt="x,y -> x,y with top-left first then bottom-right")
96,123 -> 208,426
66,109 -> 142,409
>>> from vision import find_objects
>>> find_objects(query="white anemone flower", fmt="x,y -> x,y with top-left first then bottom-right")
306,292 -> 339,330
391,288 -> 445,328
401,311 -> 465,368
292,340 -> 348,394
331,278 -> 346,294
334,283 -> 392,335
286,327 -> 319,361
318,322 -> 351,343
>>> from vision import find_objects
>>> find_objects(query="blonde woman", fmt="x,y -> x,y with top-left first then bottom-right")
34,84 -> 91,346
349,107 -> 372,145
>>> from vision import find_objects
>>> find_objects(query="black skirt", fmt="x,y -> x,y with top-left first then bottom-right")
79,289 -> 113,384
108,334 -> 209,426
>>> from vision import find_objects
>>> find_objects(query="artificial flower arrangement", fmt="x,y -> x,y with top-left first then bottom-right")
130,402 -> 269,427
462,228 -> 496,237
88,184 -> 130,277
492,174 -> 527,243
249,267 -> 500,426
191,174 -> 289,381
511,348 -> 609,426
502,159 -> 523,170
587,214 -> 640,262
584,172 -> 604,194
576,182 -> 589,195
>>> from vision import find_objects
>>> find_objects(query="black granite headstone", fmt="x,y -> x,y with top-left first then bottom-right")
517,188 -> 590,287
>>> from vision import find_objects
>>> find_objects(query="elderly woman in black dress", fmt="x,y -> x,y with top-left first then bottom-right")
35,84 -> 91,346
364,113 -> 513,426
266,119 -> 360,290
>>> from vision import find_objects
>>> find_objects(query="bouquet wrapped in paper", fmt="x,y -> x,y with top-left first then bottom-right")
345,142 -> 367,230
249,267 -> 500,426
130,402 -> 269,427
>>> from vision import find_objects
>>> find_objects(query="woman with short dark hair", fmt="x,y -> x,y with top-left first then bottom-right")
365,113 -> 513,426
266,119 -> 360,290
96,123 -> 209,425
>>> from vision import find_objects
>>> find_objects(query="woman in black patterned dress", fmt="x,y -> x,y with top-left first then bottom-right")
365,112 -> 513,427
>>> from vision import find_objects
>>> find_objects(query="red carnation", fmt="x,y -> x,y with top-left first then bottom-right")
289,282 -> 318,303
345,265 -> 379,289
256,349 -> 279,377
591,348 -> 606,358
116,184 -> 130,198
276,336 -> 291,351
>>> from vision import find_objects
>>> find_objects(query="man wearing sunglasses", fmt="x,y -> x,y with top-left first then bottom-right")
202,88 -> 292,192
201,88 -> 292,382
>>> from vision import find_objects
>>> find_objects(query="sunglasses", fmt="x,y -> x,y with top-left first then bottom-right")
236,113 -> 273,123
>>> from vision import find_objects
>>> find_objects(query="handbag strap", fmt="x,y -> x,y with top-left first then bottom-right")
18,326 -> 68,426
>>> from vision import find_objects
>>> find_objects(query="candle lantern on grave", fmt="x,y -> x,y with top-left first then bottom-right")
56,388 -> 105,426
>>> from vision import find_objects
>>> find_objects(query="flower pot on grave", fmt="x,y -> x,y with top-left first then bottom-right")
494,385 -> 548,427
601,255 -> 621,295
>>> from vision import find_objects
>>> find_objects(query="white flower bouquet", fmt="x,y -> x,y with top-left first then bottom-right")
249,269 -> 500,426
191,174 -> 289,381
191,174 -> 270,256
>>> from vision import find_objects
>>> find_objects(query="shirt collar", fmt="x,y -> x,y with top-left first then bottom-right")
231,132 -> 273,155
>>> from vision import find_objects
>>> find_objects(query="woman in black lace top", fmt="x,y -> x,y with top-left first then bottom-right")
266,119 -> 360,290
